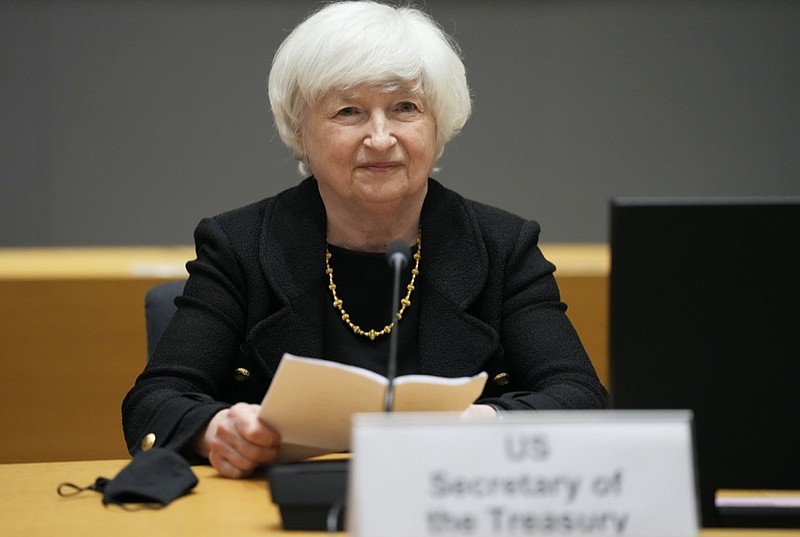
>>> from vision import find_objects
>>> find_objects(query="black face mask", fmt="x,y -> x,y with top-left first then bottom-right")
57,448 -> 198,508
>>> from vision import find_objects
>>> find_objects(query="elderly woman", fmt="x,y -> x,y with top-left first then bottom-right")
122,0 -> 606,479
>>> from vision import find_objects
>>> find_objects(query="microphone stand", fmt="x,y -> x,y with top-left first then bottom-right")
384,240 -> 410,412
269,239 -> 411,531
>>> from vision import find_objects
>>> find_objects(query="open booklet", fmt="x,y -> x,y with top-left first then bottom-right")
258,353 -> 488,463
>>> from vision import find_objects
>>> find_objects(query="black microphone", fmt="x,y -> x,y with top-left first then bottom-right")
384,239 -> 410,412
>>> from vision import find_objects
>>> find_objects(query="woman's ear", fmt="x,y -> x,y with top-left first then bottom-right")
294,128 -> 307,158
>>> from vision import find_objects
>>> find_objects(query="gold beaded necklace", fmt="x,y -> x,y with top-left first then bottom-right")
325,232 -> 421,341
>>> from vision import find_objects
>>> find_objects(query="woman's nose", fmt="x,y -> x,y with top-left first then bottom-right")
364,115 -> 397,150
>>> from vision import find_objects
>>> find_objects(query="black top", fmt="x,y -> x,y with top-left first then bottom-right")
323,244 -> 420,377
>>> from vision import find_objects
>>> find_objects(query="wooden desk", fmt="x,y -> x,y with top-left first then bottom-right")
1,459 -> 798,537
0,245 -> 608,463
0,459 -> 328,536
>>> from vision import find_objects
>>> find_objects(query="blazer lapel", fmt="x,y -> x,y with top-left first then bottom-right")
417,180 -> 500,376
255,178 -> 328,365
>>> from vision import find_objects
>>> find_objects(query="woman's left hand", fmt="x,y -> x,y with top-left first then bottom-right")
460,404 -> 499,420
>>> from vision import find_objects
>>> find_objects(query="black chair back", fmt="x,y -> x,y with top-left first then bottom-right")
144,280 -> 186,359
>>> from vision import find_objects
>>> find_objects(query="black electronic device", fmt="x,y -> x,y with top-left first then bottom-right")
268,458 -> 350,531
609,197 -> 800,528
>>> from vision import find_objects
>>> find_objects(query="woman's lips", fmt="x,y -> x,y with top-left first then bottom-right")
359,161 -> 401,172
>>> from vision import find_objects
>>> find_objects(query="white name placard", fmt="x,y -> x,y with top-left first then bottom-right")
348,410 -> 698,537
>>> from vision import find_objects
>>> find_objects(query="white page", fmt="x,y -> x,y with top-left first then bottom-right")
259,353 -> 487,462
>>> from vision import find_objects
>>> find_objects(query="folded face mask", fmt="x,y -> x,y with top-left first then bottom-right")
57,448 -> 198,507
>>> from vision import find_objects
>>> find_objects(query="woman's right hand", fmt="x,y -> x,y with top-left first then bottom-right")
195,402 -> 281,478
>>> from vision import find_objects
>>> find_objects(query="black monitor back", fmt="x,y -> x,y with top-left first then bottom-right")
609,197 -> 800,528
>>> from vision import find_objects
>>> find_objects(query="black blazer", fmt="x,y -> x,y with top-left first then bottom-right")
122,178 -> 606,457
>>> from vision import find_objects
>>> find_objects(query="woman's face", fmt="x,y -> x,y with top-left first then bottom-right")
300,84 -> 438,211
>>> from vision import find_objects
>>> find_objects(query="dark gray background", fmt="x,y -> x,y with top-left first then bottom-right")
2,0 -> 798,246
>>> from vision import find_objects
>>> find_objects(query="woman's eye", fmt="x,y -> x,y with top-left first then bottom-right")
336,107 -> 358,117
396,102 -> 418,113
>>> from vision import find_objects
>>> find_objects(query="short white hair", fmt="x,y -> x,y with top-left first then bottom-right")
268,1 -> 472,175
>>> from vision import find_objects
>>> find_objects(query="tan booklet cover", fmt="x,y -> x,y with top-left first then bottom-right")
258,353 -> 488,462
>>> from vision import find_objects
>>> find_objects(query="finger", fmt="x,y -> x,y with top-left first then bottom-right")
239,419 -> 281,448
230,434 -> 280,463
208,450 -> 253,479
208,432 -> 268,475
215,417 -> 279,464
229,405 -> 281,448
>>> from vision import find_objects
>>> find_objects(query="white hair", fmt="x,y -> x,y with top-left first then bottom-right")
268,1 -> 472,175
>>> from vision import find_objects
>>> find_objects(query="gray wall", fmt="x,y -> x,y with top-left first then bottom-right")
2,0 -> 798,246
